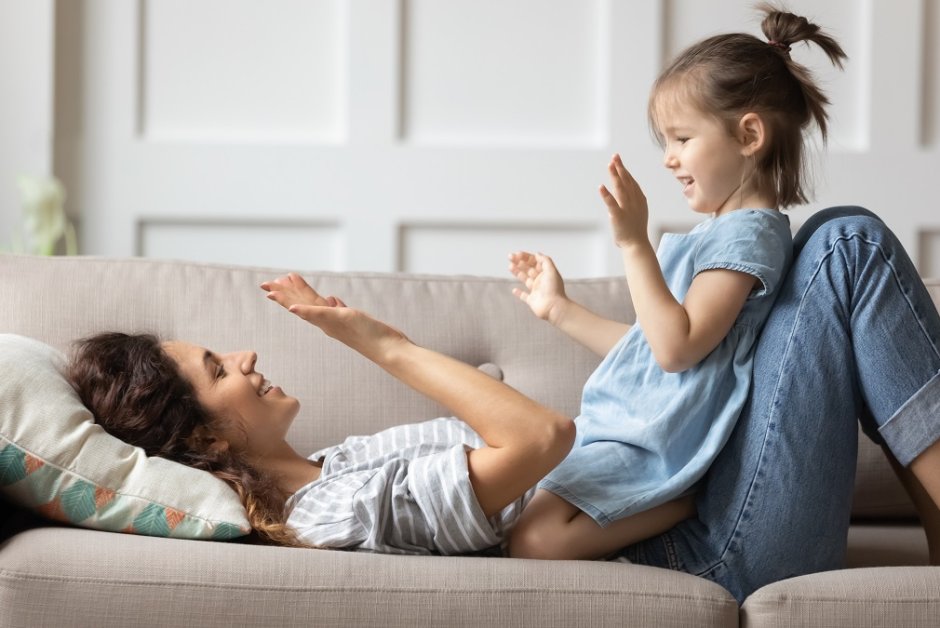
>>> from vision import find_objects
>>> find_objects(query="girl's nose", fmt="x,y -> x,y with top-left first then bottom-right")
663,151 -> 678,169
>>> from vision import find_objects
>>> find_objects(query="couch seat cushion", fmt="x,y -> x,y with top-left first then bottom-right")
741,566 -> 940,627
0,527 -> 738,628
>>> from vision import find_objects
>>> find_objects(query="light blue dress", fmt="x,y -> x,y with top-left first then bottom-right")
540,208 -> 793,526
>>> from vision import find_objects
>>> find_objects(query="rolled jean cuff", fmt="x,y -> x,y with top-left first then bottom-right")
878,369 -> 940,466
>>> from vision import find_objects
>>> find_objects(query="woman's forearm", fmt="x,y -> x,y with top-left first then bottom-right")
380,339 -> 572,452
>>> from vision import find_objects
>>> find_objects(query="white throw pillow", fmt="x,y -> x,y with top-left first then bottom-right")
0,334 -> 249,539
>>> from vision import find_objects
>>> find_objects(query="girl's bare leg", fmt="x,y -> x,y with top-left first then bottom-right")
508,489 -> 695,560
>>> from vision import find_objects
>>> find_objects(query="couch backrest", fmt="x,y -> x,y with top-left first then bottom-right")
1,254 -> 936,521
0,254 -> 626,456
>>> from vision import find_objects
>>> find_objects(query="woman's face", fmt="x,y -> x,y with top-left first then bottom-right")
162,341 -> 301,457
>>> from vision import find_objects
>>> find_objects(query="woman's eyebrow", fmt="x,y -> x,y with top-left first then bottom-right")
202,350 -> 216,378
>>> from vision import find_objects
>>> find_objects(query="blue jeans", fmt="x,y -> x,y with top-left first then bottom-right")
622,207 -> 940,602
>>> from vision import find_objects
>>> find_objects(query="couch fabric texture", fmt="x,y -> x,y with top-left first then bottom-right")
0,254 -> 937,627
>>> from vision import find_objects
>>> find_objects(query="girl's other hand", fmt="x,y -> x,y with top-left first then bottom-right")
508,251 -> 568,324
599,153 -> 649,248
261,272 -> 347,310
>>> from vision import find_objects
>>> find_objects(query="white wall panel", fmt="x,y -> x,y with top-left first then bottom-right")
139,220 -> 343,269
0,0 -> 54,247
924,0 -> 939,147
920,230 -> 940,278
663,0 -> 870,151
403,0 -> 606,146
140,0 -> 345,143
41,0 -> 940,276
399,224 -> 605,277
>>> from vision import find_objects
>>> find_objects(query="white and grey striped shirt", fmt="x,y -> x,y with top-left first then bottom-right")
285,417 -> 533,555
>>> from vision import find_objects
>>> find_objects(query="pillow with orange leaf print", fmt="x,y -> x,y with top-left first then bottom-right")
0,334 -> 249,539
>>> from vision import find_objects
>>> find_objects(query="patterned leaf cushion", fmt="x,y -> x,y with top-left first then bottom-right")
0,334 -> 249,539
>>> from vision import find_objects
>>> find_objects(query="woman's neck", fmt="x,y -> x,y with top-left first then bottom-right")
249,442 -> 322,495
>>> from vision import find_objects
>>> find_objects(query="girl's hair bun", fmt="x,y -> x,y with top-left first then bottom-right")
759,3 -> 846,69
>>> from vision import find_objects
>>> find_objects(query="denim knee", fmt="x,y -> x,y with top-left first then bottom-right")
793,206 -> 884,254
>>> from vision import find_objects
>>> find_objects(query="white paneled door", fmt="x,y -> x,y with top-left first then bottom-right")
42,0 -> 940,276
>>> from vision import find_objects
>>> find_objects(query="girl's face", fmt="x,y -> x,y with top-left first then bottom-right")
163,341 -> 301,457
655,98 -> 765,216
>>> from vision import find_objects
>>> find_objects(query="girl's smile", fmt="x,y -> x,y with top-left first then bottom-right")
658,102 -> 772,216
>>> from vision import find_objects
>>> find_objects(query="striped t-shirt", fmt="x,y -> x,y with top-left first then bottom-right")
285,417 -> 533,555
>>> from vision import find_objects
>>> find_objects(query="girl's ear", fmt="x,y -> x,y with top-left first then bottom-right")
186,425 -> 231,454
737,112 -> 767,157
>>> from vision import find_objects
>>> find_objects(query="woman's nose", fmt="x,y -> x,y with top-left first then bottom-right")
227,350 -> 257,373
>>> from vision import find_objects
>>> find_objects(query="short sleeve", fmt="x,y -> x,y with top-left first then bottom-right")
405,444 -> 502,554
692,210 -> 792,298
292,444 -> 504,554
287,472 -> 369,548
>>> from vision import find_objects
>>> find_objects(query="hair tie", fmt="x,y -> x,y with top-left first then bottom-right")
768,39 -> 791,53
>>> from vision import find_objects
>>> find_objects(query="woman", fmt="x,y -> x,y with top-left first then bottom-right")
69,207 -> 940,602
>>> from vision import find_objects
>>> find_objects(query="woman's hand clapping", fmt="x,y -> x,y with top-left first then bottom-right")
261,273 -> 408,362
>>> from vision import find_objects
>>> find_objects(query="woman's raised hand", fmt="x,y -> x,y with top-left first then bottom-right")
599,153 -> 649,248
508,251 -> 568,324
261,272 -> 346,309
261,273 -> 407,362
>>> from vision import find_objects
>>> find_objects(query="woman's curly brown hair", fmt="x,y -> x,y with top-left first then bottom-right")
67,332 -> 308,548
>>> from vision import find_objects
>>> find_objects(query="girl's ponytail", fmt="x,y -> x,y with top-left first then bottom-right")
759,4 -> 847,141
648,5 -> 848,208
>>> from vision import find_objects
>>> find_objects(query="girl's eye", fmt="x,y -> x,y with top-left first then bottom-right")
676,137 -> 689,144
216,363 -> 226,379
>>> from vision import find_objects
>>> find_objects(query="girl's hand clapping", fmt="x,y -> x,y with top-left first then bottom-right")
599,153 -> 650,248
508,251 -> 569,325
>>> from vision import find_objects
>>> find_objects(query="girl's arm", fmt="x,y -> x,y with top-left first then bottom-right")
600,154 -> 755,373
509,251 -> 630,357
261,274 -> 576,518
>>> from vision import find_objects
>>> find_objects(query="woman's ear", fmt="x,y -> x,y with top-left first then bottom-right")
737,112 -> 767,157
186,425 -> 230,454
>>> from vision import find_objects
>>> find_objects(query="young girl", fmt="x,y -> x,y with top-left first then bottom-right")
504,6 -> 847,560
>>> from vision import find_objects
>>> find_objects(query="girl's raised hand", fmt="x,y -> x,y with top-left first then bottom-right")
508,251 -> 568,324
599,153 -> 649,248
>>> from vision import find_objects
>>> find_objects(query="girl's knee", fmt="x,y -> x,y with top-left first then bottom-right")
507,517 -> 565,560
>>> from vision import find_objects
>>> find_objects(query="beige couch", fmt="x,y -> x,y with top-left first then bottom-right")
0,253 -> 938,627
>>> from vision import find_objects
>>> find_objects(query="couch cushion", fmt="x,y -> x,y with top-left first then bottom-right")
741,566 -> 940,627
0,527 -> 739,628
0,333 -> 249,539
